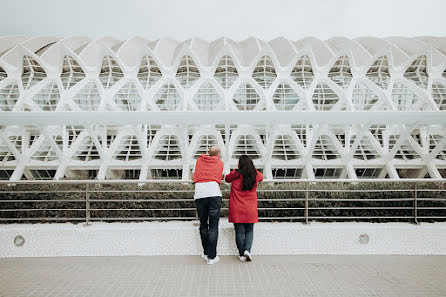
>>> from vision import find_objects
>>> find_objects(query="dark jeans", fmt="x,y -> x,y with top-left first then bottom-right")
234,223 -> 254,256
195,196 -> 222,260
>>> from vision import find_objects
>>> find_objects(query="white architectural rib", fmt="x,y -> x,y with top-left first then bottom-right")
0,36 -> 445,181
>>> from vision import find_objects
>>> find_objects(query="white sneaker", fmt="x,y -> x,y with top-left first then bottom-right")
238,256 -> 247,262
243,250 -> 252,261
207,256 -> 220,265
200,252 -> 208,262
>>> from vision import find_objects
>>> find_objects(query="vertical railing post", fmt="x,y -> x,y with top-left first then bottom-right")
414,183 -> 418,225
84,183 -> 91,226
304,182 -> 309,224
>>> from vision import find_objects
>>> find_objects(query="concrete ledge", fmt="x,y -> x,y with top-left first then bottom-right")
1,220 -> 446,258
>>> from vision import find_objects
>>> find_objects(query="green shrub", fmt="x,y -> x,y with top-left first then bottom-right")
0,181 -> 445,223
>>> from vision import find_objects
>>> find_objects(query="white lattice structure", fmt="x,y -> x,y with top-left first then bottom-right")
0,36 -> 446,181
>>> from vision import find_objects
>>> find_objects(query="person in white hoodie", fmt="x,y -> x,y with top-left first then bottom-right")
191,147 -> 224,265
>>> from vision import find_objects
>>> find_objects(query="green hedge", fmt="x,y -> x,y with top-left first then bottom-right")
0,181 -> 445,223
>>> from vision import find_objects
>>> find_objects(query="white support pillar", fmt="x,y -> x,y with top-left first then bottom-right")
54,162 -> 67,180
385,163 -> 400,179
10,163 -> 25,182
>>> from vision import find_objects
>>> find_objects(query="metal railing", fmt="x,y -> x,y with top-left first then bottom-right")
0,179 -> 445,224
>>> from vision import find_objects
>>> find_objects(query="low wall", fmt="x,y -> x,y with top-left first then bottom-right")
1,220 -> 446,258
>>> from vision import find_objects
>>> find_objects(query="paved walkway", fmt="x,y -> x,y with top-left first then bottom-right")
1,255 -> 445,297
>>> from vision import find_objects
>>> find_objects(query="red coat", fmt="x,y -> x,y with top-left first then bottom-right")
225,170 -> 263,223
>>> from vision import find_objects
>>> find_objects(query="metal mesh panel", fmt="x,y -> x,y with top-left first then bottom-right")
429,134 -> 446,161
0,66 -> 7,82
272,168 -> 303,179
113,82 -> 141,111
290,55 -> 314,89
312,135 -> 340,160
272,83 -> 300,110
366,56 -> 390,89
32,81 -> 60,111
0,83 -> 19,111
193,135 -> 218,158
252,56 -> 276,89
22,55 -> 46,90
233,135 -> 261,159
176,55 -> 200,88
404,56 -> 428,89
60,55 -> 85,89
31,137 -> 60,161
391,82 -> 420,111
233,82 -> 260,110
113,135 -> 142,161
138,55 -> 162,90
432,82 -> 446,110
312,83 -> 339,110
99,55 -> 123,89
153,135 -> 182,161
193,82 -> 223,111
328,55 -> 352,88
73,81 -> 100,111
352,82 -> 379,110
351,134 -> 381,160
72,136 -> 100,161
314,167 -> 343,178
154,83 -> 180,111
389,135 -> 421,160
214,55 -> 238,89
355,168 -> 382,178
271,135 -> 300,160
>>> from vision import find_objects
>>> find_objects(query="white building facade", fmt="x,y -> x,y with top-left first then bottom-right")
0,36 -> 445,181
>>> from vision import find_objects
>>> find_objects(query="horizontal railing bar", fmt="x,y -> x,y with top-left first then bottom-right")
0,190 -> 87,194
308,207 -> 414,210
88,199 -> 196,202
1,189 -> 444,194
0,218 -> 86,221
0,209 -> 85,212
1,197 -> 440,203
0,200 -> 86,202
307,198 -> 415,201
90,208 -> 196,211
307,216 -> 414,219
258,217 -> 305,220
0,179 -> 445,184
417,216 -> 446,218
89,217 -> 196,220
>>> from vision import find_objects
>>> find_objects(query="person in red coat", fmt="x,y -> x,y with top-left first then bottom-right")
225,155 -> 263,262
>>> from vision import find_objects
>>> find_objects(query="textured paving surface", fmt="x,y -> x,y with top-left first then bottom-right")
1,255 -> 446,297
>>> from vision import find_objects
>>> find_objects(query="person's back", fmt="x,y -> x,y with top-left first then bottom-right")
225,169 -> 263,223
225,155 -> 263,262
192,146 -> 224,265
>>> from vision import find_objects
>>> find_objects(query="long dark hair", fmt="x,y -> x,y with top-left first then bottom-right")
238,155 -> 257,191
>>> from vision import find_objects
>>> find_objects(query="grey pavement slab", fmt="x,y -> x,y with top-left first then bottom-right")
1,255 -> 446,297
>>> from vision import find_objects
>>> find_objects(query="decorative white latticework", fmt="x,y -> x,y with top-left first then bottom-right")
0,36 -> 445,181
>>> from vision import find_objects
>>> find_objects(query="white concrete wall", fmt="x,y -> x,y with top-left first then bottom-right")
1,220 -> 446,258
1,0 -> 445,40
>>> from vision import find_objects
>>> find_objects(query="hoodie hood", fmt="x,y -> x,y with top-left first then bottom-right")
200,153 -> 220,162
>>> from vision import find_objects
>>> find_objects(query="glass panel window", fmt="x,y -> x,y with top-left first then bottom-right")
328,55 -> 352,88
252,56 -> 276,89
138,56 -> 162,90
176,55 -> 200,88
0,83 -> 19,111
290,55 -> 314,89
214,55 -> 238,89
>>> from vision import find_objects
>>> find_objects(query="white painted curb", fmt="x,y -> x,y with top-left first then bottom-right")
1,220 -> 446,258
